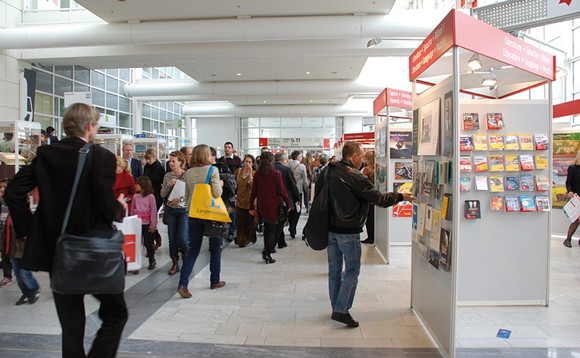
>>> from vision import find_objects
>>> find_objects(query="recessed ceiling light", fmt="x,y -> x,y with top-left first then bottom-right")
306,71 -> 311,75
236,73 -> 242,76
263,101 -> 267,103
309,100 -> 314,103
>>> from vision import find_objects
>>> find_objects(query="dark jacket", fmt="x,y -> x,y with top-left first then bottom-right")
567,164 -> 580,194
316,159 -> 402,234
274,162 -> 300,210
221,155 -> 243,175
250,169 -> 291,223
130,157 -> 143,180
144,160 -> 165,209
214,159 -> 237,207
4,137 -> 124,271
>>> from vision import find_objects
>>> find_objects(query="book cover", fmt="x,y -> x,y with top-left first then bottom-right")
488,134 -> 505,150
463,113 -> 479,130
425,205 -> 433,232
519,174 -> 535,191
475,175 -> 488,191
505,175 -> 519,191
464,200 -> 481,219
429,249 -> 440,270
535,154 -> 548,169
519,154 -> 535,171
460,135 -> 474,151
535,195 -> 550,212
439,228 -> 452,272
431,209 -> 441,243
460,156 -> 473,173
534,133 -> 549,150
394,162 -> 413,180
473,155 -> 488,172
490,196 -> 504,211
489,155 -> 505,171
442,193 -> 452,220
505,196 -> 521,212
519,134 -> 534,150
520,195 -> 537,212
412,203 -> 418,231
473,134 -> 488,151
417,203 -> 426,235
535,175 -> 550,191
504,134 -> 520,150
489,175 -> 504,192
460,177 -> 472,192
486,113 -> 504,130
505,154 -> 520,171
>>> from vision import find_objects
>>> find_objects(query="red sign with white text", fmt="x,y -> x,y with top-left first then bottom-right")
343,132 -> 375,144
324,138 -> 330,149
386,88 -> 412,108
259,138 -> 268,147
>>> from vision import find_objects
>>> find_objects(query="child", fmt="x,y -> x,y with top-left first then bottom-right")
0,178 -> 40,304
131,176 -> 158,270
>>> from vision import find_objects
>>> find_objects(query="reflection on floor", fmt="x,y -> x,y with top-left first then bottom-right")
0,215 -> 579,357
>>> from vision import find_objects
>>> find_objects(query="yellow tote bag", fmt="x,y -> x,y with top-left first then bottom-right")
188,167 -> 232,223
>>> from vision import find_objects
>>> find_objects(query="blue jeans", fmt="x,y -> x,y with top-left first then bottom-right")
12,258 -> 39,295
179,218 -> 224,288
327,232 -> 361,314
165,206 -> 189,258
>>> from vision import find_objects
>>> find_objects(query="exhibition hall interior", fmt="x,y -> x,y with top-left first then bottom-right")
1,0 -> 580,357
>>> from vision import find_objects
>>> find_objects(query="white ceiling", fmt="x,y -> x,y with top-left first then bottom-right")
12,0 -> 447,113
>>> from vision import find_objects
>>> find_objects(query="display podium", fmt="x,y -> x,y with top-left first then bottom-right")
372,88 -> 413,263
0,120 -> 41,176
408,9 -> 555,357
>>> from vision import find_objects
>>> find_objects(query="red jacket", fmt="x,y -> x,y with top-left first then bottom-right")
114,171 -> 136,210
250,169 -> 291,223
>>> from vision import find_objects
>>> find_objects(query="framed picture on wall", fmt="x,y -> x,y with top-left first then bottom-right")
390,131 -> 413,159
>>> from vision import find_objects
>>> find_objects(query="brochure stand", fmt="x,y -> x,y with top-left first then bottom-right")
0,120 -> 41,176
132,136 -> 167,166
409,9 -> 555,357
372,88 -> 413,263
95,134 -> 133,157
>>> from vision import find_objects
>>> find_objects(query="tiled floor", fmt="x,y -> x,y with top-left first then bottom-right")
1,215 -> 580,357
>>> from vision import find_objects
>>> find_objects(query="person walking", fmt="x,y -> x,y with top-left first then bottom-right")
564,150 -> 580,247
361,150 -> 376,244
234,154 -> 257,247
4,103 -> 128,358
122,142 -> 143,180
143,148 -> 165,210
313,141 -> 412,328
273,152 -> 299,245
132,176 -> 158,270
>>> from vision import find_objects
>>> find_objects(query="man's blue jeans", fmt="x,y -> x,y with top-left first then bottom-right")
12,257 -> 39,295
327,231 -> 361,314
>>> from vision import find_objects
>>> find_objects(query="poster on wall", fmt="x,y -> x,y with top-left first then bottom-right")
442,91 -> 453,156
393,182 -> 413,217
377,163 -> 387,193
390,131 -> 413,159
380,127 -> 387,158
417,99 -> 441,155
394,162 -> 413,180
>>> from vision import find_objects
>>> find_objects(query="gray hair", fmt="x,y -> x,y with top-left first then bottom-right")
274,152 -> 288,162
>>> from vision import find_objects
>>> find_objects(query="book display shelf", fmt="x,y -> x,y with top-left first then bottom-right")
95,134 -> 133,157
408,9 -> 555,358
372,88 -> 413,263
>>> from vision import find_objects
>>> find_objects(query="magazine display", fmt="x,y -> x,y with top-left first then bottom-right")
475,176 -> 488,191
505,175 -> 519,191
535,196 -> 550,211
463,113 -> 479,130
505,196 -> 521,212
489,134 -> 505,150
519,154 -> 534,171
519,174 -> 535,191
460,135 -> 474,151
534,134 -> 549,150
504,134 -> 519,150
460,177 -> 472,192
519,134 -> 534,150
473,134 -> 488,151
505,155 -> 520,171
473,155 -> 488,172
489,155 -> 504,171
460,156 -> 473,172
489,176 -> 504,192
486,113 -> 504,130
490,196 -> 504,211
535,175 -> 549,191
520,195 -> 536,212
439,228 -> 452,272
534,154 -> 548,169
464,200 -> 481,219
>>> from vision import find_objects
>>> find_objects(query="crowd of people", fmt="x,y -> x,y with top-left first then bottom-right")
0,103 -> 411,357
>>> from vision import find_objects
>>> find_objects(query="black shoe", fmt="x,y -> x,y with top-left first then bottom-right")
290,235 -> 295,239
15,290 -> 40,306
148,257 -> 156,270
278,242 -> 287,249
271,248 -> 276,253
361,239 -> 374,244
262,250 -> 276,264
564,239 -> 572,248
331,312 -> 359,327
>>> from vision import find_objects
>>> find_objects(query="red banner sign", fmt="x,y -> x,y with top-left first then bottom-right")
386,88 -> 412,108
259,138 -> 268,147
343,132 -> 375,143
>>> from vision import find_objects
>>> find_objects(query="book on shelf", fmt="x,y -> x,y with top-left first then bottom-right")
473,155 -> 488,172
417,203 -> 426,236
425,205 -> 433,232
431,209 -> 442,240
489,134 -> 505,150
535,195 -> 550,212
504,134 -> 520,150
460,156 -> 473,173
460,135 -> 474,151
473,134 -> 488,150
489,175 -> 504,192
486,113 -> 504,130
412,203 -> 418,231
463,113 -> 479,130
489,155 -> 505,171
535,154 -> 548,169
505,196 -> 521,212
490,196 -> 504,211
519,174 -> 535,191
535,175 -> 550,191
437,161 -> 450,185
442,193 -> 453,220
519,154 -> 535,171
505,154 -> 520,171
475,175 -> 489,191
460,177 -> 472,192
534,133 -> 549,150
520,195 -> 537,212
464,200 -> 481,219
505,175 -> 519,191
439,228 -> 452,272
429,249 -> 440,270
519,134 -> 534,150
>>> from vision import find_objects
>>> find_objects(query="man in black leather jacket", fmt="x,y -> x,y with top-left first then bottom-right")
315,141 -> 413,328
274,152 -> 300,247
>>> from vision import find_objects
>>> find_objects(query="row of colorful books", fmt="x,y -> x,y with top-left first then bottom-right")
463,112 -> 505,130
459,133 -> 548,151
464,195 -> 550,218
460,154 -> 547,172
460,174 -> 549,192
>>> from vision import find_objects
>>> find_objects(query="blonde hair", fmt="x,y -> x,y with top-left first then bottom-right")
363,151 -> 375,166
144,148 -> 157,161
62,103 -> 99,138
190,144 -> 212,166
116,156 -> 131,173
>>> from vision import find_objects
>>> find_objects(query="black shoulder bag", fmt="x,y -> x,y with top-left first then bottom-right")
51,143 -> 126,295
276,170 -> 289,224
304,166 -> 331,250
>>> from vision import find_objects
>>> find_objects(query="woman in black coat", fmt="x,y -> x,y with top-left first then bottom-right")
564,151 -> 580,247
143,148 -> 166,210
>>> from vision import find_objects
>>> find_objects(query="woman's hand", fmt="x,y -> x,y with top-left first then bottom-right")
171,198 -> 179,205
170,178 -> 177,186
568,192 -> 575,198
149,226 -> 156,233
249,210 -> 255,216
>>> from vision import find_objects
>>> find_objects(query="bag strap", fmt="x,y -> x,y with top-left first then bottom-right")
205,166 -> 214,184
60,143 -> 94,235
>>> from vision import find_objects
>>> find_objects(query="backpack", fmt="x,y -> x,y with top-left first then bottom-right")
303,166 -> 330,250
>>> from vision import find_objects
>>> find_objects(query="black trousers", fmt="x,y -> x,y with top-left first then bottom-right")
287,195 -> 302,237
264,220 -> 283,254
53,291 -> 128,358
365,204 -> 375,242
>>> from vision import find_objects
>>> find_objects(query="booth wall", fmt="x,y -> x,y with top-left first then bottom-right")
0,1 -> 23,122
197,117 -> 240,152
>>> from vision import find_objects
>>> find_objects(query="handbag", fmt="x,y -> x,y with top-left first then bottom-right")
51,143 -> 126,295
275,170 -> 288,224
188,167 -> 232,223
203,221 -> 230,237
304,166 -> 331,250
